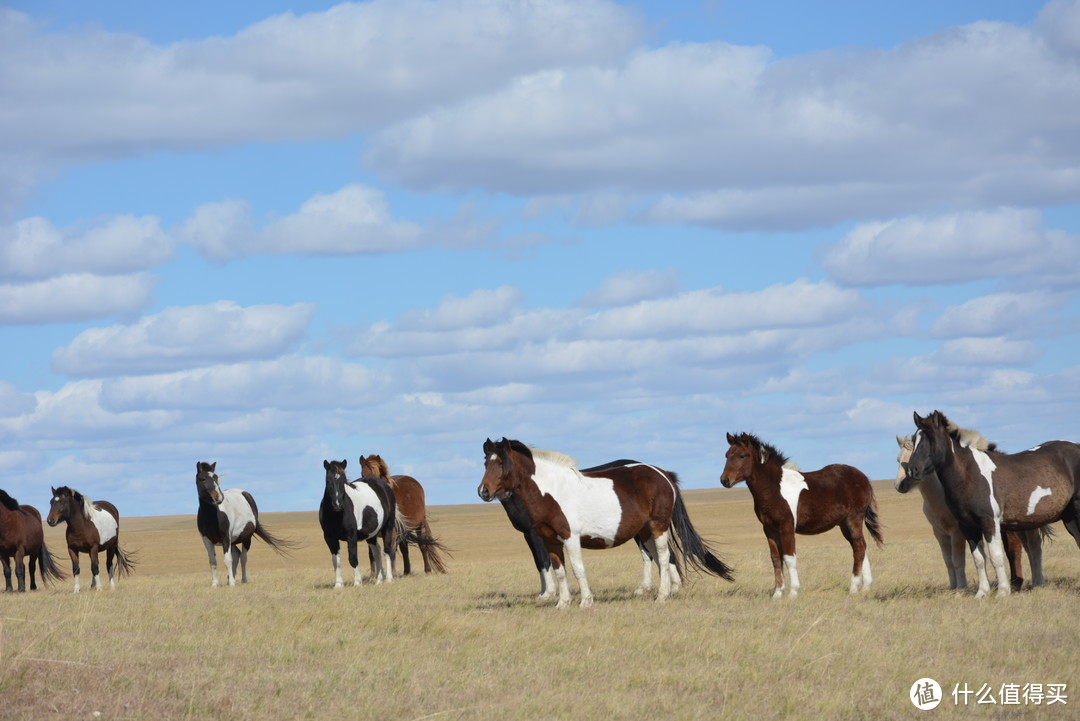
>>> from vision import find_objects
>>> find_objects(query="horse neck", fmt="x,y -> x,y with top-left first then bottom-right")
744,459 -> 783,496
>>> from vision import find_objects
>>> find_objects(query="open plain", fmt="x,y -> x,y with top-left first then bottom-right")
2,483 -> 1078,720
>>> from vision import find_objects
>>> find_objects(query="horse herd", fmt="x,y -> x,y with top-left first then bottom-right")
2,410 -> 1079,606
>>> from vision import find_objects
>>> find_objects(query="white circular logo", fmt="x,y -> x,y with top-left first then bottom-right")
910,678 -> 942,710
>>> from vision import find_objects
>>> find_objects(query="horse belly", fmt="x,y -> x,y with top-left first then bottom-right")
345,485 -> 384,540
221,490 -> 257,542
571,480 -> 623,547
91,508 -> 118,546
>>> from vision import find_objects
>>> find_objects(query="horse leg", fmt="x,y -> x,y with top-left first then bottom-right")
420,519 -> 435,573
841,519 -> 870,593
224,540 -> 238,586
653,530 -> 675,602
984,520 -> 1010,597
105,548 -> 116,589
1004,531 -> 1025,591
368,539 -> 386,585
1,555 -> 12,592
548,544 -> 574,609
239,539 -> 251,584
13,548 -> 26,592
1021,529 -> 1044,588
348,537 -> 362,586
28,550 -> 38,591
968,538 -> 992,598
89,546 -> 102,591
765,532 -> 785,598
201,536 -> 219,587
634,535 -> 655,596
382,523 -> 396,584
398,538 -> 410,577
931,526 -> 958,589
948,530 -> 969,590
69,546 -> 82,593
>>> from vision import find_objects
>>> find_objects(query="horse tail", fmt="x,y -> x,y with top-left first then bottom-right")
393,515 -> 452,572
114,545 -> 137,577
864,495 -> 885,548
253,521 -> 301,557
38,538 -> 67,584
669,489 -> 735,582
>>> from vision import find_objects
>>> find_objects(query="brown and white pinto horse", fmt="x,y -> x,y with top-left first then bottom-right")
47,486 -> 135,592
358,455 -> 449,575
0,489 -> 65,592
478,438 -> 734,608
720,432 -> 883,597
907,411 -> 1080,597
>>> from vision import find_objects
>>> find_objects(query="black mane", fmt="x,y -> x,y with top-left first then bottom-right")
735,432 -> 791,467
0,489 -> 20,511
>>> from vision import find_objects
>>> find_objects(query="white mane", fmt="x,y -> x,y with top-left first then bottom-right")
782,460 -> 801,472
946,421 -> 994,451
530,447 -> 579,470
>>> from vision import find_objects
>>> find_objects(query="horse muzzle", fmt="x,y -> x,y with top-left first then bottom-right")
47,517 -> 58,527
477,485 -> 508,502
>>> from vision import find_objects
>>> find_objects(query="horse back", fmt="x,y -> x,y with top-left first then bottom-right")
390,475 -> 426,526
578,461 -> 678,546
991,441 -> 1079,525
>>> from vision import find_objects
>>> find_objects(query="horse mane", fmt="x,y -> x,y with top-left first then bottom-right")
0,489 -> 20,511
54,485 -> 96,518
732,432 -> 792,468
530,447 -> 579,470
943,419 -> 999,452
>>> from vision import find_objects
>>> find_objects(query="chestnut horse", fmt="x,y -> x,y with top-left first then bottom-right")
47,486 -> 135,592
358,455 -> 449,575
720,432 -> 883,597
195,462 -> 298,586
478,438 -> 733,608
907,411 -> 1080,597
0,489 -> 65,592
895,434 -> 1046,592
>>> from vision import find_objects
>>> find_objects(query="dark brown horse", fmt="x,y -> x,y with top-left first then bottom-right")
720,432 -> 883,597
47,486 -> 135,592
359,455 -> 449,575
0,489 -> 64,592
478,438 -> 733,608
907,411 -> 1080,597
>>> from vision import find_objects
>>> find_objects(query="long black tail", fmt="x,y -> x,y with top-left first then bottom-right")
669,492 -> 735,582
254,521 -> 301,557
113,545 -> 137,577
394,516 -> 453,572
864,498 -> 885,548
38,539 -> 66,584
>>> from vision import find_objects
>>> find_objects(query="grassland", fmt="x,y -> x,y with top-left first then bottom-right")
2,484 -> 1078,720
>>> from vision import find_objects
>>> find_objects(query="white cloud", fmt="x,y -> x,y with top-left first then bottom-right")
929,291 -> 1067,338
176,184 -> 494,260
0,1 -> 642,212
931,337 -> 1042,366
577,268 -> 679,308
52,301 -> 315,377
0,214 -> 171,280
367,15 -> 1080,226
0,273 -> 157,325
820,208 -> 1080,286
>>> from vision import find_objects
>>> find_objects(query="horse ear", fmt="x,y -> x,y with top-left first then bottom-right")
51,486 -> 57,496
896,435 -> 905,447
210,462 -> 216,471
726,432 -> 735,445
913,411 -> 926,427
341,459 -> 347,469
323,460 -> 330,470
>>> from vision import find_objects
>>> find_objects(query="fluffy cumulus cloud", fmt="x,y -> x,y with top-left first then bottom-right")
367,9 -> 1080,227
0,273 -> 157,325
820,209 -> 1080,287
0,0 -> 642,212
51,301 -> 316,377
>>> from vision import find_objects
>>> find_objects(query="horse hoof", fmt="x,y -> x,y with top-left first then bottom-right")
634,587 -> 646,596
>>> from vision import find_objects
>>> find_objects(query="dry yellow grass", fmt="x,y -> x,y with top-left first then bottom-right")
2,484 -> 1078,720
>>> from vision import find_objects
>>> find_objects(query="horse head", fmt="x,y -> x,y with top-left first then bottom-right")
894,435 -> 918,493
358,454 -> 390,480
47,485 -> 74,526
720,432 -> 763,487
909,411 -> 953,481
478,438 -> 530,502
195,462 -> 225,505
323,459 -> 348,512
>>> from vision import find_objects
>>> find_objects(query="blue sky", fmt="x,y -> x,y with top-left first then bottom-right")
1,0 -> 1078,516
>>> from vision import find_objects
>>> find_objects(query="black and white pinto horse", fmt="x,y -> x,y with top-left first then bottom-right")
907,411 -> 1080,597
479,439 -> 733,608
195,462 -> 297,586
320,460 -> 400,588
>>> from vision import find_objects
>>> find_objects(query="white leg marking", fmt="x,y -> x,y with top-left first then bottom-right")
783,554 -> 800,597
554,563 -> 571,608
655,532 -> 673,602
970,542 -> 991,598
986,528 -> 1010,597
636,542 -> 654,596
332,552 -> 344,588
383,552 -> 393,583
538,566 -> 556,600
73,572 -> 81,594
93,572 -> 102,591
563,536 -> 593,608
861,555 -> 873,591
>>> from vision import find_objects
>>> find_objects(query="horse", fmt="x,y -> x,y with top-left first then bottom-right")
720,432 -> 883,597
895,435 -> 1045,592
478,438 -> 733,608
47,486 -> 135,592
907,411 -> 1080,597
0,489 -> 65,592
358,454 -> 449,575
195,462 -> 298,586
320,459 -> 402,588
